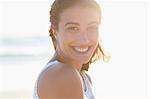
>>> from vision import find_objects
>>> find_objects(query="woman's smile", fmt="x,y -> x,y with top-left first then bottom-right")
71,46 -> 90,54
73,46 -> 89,53
69,44 -> 94,60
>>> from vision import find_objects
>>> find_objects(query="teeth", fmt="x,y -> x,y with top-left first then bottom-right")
74,47 -> 89,52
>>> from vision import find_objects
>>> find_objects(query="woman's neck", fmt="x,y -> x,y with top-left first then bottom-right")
52,52 -> 82,72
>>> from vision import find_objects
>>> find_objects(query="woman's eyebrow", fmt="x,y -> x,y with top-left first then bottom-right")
65,22 -> 80,26
88,21 -> 99,25
64,21 -> 99,26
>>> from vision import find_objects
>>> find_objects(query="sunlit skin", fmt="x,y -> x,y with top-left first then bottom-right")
55,5 -> 101,71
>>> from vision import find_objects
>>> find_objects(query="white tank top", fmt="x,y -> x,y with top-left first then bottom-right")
33,60 -> 96,99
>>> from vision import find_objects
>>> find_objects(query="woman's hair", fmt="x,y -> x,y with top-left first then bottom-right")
49,0 -> 110,71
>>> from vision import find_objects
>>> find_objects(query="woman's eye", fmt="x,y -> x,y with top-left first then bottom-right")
67,27 -> 79,32
88,26 -> 98,32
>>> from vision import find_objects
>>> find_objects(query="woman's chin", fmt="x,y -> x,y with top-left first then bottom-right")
74,57 -> 91,64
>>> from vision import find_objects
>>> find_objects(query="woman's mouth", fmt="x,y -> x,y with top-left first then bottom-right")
72,46 -> 90,53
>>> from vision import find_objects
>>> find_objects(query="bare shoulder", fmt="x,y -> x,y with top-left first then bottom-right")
37,61 -> 84,99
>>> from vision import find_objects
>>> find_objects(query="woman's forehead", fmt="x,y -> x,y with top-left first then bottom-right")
59,5 -> 101,25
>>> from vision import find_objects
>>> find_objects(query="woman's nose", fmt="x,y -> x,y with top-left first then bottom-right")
78,33 -> 90,45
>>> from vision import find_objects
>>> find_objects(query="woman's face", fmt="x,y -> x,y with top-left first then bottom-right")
55,5 -> 100,66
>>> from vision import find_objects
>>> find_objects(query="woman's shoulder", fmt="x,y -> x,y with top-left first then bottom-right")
37,61 -> 84,99
38,60 -> 81,81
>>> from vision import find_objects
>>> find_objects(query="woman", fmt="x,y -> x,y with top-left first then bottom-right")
33,0 -> 109,99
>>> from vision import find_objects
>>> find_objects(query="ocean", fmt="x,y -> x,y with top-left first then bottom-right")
0,36 -> 55,98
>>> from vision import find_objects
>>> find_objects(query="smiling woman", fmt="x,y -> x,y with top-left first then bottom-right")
33,0 -> 109,99
1,0 -> 148,99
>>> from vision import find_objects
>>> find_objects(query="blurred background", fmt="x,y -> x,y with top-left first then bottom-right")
0,0 -> 149,99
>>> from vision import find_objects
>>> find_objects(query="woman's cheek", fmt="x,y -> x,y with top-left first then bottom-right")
88,32 -> 99,41
61,33 -> 74,45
